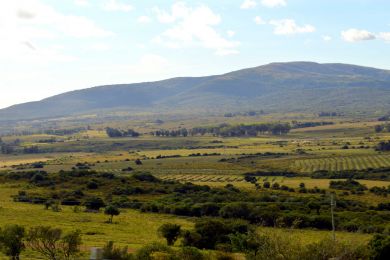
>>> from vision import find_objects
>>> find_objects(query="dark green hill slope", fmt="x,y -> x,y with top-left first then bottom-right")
1,62 -> 390,121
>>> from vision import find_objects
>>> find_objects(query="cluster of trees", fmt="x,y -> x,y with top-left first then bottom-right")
318,111 -> 339,117
151,123 -> 292,137
0,225 -> 81,260
151,128 -> 189,137
376,141 -> 390,151
0,138 -> 41,155
188,152 -> 221,157
23,146 -> 40,154
1,221 -> 389,260
105,127 -> 140,138
0,143 -> 14,154
374,124 -> 390,133
0,127 -> 88,137
190,123 -> 291,137
291,121 -> 334,129
43,127 -> 87,136
135,181 -> 388,234
223,110 -> 265,117
329,179 -> 368,192
312,169 -> 390,181
369,186 -> 390,197
10,171 -> 175,214
154,220 -> 389,260
7,170 -> 390,238
378,115 -> 390,121
0,138 -> 15,154
97,220 -> 390,259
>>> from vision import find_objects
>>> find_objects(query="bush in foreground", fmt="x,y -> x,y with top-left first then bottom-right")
0,224 -> 25,260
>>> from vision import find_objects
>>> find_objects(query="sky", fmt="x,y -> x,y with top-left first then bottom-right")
1,0 -> 390,109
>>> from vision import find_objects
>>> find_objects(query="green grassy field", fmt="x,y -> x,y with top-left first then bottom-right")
0,182 -> 373,259
0,184 -> 193,258
0,114 -> 389,258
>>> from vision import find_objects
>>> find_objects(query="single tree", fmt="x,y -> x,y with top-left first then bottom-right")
158,224 -> 181,246
104,205 -> 120,223
60,230 -> 82,259
27,226 -> 82,260
0,224 -> 25,260
27,226 -> 62,260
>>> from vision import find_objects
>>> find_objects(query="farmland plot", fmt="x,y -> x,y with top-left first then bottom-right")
293,154 -> 390,172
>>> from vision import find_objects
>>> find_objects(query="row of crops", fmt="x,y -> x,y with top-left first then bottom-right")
293,154 -> 390,172
93,169 -> 246,182
158,174 -> 245,182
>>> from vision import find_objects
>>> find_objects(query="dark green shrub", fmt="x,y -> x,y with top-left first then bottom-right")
102,241 -> 133,260
369,234 -> 390,260
175,247 -> 204,260
84,197 -> 105,211
0,224 -> 25,260
157,223 -> 181,246
104,205 -> 120,223
135,242 -> 172,260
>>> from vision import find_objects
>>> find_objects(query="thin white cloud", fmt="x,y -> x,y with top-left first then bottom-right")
90,43 -> 111,51
10,1 -> 113,38
215,49 -> 239,56
378,32 -> 390,42
261,0 -> 287,8
101,0 -> 133,12
322,35 -> 332,41
56,16 -> 113,38
153,2 -> 240,56
341,29 -> 376,42
240,0 -> 257,9
138,16 -> 152,24
269,19 -> 315,35
227,30 -> 236,37
152,2 -> 189,24
254,16 -> 266,25
0,0 -> 112,67
74,0 -> 89,7
138,54 -> 169,69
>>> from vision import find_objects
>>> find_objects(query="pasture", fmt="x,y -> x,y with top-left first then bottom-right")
0,114 -> 389,258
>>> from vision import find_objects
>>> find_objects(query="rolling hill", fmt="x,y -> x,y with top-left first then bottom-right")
1,61 -> 390,121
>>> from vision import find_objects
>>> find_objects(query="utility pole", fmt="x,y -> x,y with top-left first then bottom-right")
330,193 -> 336,241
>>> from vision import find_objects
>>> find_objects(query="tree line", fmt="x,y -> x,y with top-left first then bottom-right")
291,121 -> 334,129
105,127 -> 140,138
151,123 -> 292,137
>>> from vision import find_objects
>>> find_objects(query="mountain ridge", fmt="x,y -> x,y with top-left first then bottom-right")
1,61 -> 390,121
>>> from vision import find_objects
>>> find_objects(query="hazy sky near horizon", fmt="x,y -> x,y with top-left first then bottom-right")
1,0 -> 390,109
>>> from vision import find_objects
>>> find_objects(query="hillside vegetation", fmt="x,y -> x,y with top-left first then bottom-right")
2,62 -> 390,121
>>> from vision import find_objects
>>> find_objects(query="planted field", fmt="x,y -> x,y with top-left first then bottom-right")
293,154 -> 390,172
158,173 -> 244,182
